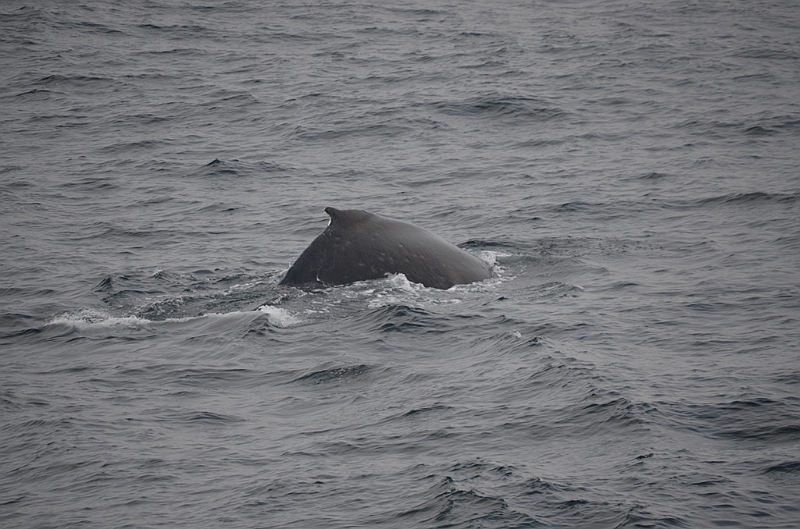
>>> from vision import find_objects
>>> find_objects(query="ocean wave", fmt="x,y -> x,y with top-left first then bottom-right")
395,476 -> 540,527
429,95 -> 566,122
699,192 -> 798,206
292,364 -> 372,385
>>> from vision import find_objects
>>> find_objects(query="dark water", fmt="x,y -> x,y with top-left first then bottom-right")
2,1 -> 800,527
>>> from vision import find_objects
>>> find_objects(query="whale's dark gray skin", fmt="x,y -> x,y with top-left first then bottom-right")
280,208 -> 492,290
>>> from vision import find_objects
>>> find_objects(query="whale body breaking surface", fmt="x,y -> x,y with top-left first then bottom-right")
280,207 -> 492,290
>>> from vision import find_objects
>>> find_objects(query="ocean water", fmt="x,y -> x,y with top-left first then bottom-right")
2,0 -> 799,527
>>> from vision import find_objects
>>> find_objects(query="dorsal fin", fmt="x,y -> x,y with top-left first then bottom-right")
324,207 -> 373,226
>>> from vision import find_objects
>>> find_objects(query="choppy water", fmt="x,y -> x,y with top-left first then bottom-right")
2,1 -> 800,527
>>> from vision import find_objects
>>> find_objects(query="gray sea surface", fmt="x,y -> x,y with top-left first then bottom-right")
2,1 -> 799,527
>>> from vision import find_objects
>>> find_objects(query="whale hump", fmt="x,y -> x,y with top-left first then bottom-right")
280,208 -> 492,290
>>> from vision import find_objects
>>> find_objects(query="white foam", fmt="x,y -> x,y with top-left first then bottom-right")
47,307 -> 273,332
257,305 -> 302,327
480,250 -> 499,267
384,273 -> 418,292
48,309 -> 151,330
364,273 -> 428,309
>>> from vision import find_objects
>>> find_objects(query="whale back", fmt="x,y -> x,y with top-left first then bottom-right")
280,207 -> 491,289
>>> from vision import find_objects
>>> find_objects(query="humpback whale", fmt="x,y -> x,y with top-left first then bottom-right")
280,208 -> 492,290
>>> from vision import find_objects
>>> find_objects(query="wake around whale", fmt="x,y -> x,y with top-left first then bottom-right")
280,207 -> 492,290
